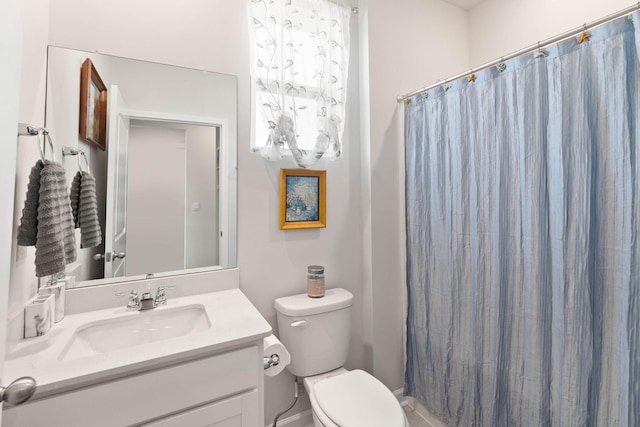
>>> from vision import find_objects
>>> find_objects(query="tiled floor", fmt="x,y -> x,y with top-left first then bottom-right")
404,405 -> 434,427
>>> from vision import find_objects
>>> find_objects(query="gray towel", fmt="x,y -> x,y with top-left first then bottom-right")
70,171 -> 101,248
35,161 -> 77,277
70,171 -> 81,227
17,160 -> 44,246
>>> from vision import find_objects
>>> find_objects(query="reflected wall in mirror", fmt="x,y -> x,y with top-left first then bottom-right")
44,46 -> 237,288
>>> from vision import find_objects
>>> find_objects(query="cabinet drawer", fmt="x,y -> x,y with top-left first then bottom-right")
142,389 -> 258,427
4,345 -> 260,427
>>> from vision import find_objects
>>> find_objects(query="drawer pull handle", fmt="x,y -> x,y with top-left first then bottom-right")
0,377 -> 37,405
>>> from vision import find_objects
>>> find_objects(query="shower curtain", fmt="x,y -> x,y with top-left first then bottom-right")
404,13 -> 640,427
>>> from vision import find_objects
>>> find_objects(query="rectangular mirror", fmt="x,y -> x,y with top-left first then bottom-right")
44,46 -> 237,288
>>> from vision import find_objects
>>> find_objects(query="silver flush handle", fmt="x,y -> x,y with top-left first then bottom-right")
290,320 -> 308,329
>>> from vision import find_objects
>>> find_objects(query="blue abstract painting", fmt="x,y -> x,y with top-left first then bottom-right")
285,175 -> 319,222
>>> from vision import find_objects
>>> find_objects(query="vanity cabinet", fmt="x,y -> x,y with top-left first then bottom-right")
3,345 -> 262,427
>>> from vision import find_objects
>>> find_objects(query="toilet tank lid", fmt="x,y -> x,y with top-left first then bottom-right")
274,288 -> 353,316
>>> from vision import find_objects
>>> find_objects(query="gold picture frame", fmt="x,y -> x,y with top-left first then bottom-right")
79,58 -> 107,150
279,169 -> 326,230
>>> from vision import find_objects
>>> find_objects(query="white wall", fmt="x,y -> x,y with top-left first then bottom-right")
7,0 -> 50,351
363,0 -> 469,390
468,0 -> 638,66
236,5 -> 367,420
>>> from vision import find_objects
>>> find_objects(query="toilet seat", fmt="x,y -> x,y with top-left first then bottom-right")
312,369 -> 405,427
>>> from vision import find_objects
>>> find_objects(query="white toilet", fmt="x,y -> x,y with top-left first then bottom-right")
274,288 -> 408,427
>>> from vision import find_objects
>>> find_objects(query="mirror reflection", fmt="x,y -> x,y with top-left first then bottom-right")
45,46 -> 237,288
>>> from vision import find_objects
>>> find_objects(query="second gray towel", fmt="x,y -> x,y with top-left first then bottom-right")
70,170 -> 102,248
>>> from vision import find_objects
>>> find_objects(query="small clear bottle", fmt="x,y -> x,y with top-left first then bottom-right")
307,265 -> 325,298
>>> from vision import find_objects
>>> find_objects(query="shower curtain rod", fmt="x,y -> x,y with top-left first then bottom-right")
397,2 -> 640,103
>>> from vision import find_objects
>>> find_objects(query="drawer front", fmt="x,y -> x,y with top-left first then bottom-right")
142,389 -> 258,427
3,345 -> 260,427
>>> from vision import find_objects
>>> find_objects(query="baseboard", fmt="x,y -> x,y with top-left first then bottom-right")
265,409 -> 314,427
401,394 -> 449,427
393,387 -> 410,406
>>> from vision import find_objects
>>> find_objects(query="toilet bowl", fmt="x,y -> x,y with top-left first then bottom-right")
274,288 -> 409,427
304,368 -> 409,427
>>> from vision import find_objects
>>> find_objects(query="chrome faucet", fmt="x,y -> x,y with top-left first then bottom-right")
139,292 -> 155,310
117,286 -> 174,311
139,286 -> 175,310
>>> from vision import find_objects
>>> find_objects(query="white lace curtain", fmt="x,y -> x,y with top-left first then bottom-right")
248,0 -> 351,168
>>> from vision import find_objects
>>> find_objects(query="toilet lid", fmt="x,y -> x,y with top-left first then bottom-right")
314,370 -> 405,427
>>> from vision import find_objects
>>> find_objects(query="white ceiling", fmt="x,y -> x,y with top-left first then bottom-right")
442,0 -> 485,10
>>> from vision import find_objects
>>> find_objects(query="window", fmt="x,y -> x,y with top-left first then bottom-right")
249,0 -> 351,167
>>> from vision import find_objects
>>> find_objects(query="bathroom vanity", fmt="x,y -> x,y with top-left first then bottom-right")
2,285 -> 271,426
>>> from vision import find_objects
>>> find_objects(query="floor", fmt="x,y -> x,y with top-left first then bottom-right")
403,405 -> 434,427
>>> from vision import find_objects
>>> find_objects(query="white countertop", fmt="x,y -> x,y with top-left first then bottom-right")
4,289 -> 272,399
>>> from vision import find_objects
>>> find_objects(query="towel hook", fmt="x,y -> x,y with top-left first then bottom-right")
62,146 -> 90,173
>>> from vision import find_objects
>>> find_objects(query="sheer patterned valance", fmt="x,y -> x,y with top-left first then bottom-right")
248,0 -> 351,168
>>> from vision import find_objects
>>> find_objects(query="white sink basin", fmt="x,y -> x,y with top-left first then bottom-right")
59,304 -> 211,361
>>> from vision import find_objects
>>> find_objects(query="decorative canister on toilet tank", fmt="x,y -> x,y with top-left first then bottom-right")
307,265 -> 325,298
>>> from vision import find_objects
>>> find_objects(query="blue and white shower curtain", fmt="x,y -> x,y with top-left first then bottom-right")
404,13 -> 640,427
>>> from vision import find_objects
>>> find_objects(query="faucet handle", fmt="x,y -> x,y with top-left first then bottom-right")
116,290 -> 140,310
154,285 -> 175,306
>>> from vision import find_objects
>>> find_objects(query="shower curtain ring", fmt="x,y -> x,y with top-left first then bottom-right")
577,24 -> 591,44
534,41 -> 549,59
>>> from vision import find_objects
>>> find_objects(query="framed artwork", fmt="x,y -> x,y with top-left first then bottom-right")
79,58 -> 107,150
279,169 -> 326,230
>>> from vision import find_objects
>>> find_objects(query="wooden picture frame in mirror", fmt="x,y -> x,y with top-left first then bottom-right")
79,58 -> 107,150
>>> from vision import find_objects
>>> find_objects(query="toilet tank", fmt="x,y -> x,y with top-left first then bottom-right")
274,288 -> 353,377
